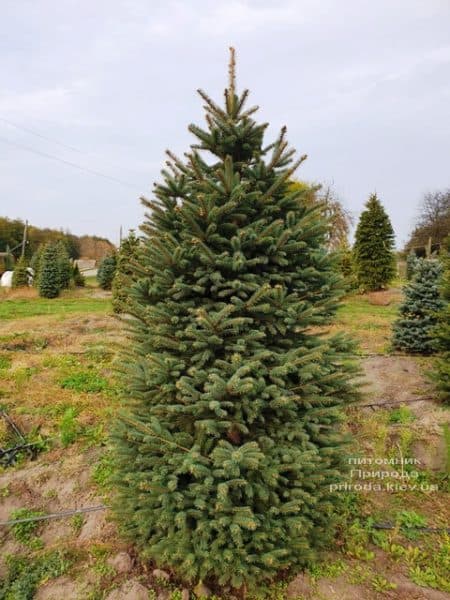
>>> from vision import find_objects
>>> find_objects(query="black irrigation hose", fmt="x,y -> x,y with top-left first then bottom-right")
0,411 -> 42,467
356,397 -> 434,409
0,506 -> 448,534
0,441 -> 40,459
372,522 -> 450,534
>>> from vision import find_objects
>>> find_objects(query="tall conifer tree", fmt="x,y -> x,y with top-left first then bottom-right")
38,243 -> 61,298
112,50 -> 358,591
353,194 -> 395,291
55,240 -> 72,289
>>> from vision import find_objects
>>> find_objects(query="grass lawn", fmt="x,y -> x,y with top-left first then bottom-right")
333,289 -> 401,354
0,284 -> 110,320
0,296 -> 110,320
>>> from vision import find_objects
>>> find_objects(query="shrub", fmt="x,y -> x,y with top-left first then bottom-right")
97,254 -> 117,290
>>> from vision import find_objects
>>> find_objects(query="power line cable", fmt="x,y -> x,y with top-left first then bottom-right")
0,117 -> 83,154
0,135 -> 139,190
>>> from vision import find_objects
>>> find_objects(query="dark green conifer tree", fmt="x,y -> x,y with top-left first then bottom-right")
353,194 -> 395,291
12,256 -> 29,288
30,246 -> 43,281
392,259 -> 444,354
55,240 -> 72,289
112,49 -> 359,591
38,243 -> 61,298
432,236 -> 450,402
97,254 -> 117,290
72,263 -> 86,287
112,230 -> 140,313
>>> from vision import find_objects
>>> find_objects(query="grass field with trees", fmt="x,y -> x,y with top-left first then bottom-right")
0,263 -> 449,599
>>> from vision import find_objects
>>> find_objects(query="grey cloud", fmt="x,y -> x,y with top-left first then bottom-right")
1,0 -> 449,246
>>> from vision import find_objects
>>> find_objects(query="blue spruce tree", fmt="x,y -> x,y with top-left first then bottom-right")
392,259 -> 444,354
112,49 -> 359,592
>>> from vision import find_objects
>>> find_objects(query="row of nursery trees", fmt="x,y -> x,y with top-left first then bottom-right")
101,190 -> 397,312
107,49 -> 446,596
11,240 -> 85,297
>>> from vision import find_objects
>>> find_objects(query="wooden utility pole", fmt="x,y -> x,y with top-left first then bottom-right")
21,220 -> 28,258
119,225 -> 123,247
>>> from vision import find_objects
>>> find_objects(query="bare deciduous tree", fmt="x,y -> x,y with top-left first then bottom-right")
289,181 -> 352,251
318,185 -> 353,251
406,189 -> 450,253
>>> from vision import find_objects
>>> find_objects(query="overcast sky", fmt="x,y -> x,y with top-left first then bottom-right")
1,0 -> 449,248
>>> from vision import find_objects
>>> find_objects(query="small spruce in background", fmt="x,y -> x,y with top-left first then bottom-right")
12,256 -> 29,288
392,258 -> 444,354
38,243 -> 61,298
112,230 -> 140,313
72,263 -> 86,287
97,254 -> 117,290
55,240 -> 72,290
353,193 -> 396,291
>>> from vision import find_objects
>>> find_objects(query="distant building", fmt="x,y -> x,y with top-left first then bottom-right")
74,259 -> 98,277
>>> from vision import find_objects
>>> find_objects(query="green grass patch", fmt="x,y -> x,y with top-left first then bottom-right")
10,508 -> 45,549
331,292 -> 401,353
0,354 -> 12,370
92,450 -> 114,488
408,536 -> 450,593
59,407 -> 80,447
59,370 -> 109,394
338,294 -> 399,319
0,297 -> 110,320
389,405 -> 415,424
0,550 -> 72,599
